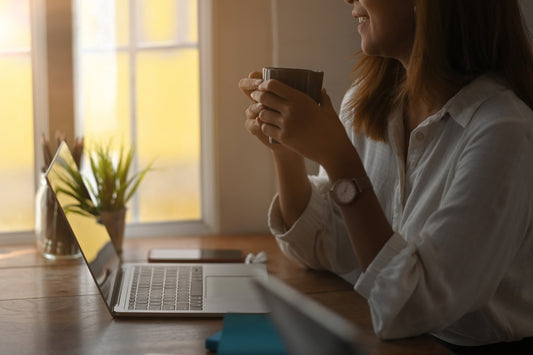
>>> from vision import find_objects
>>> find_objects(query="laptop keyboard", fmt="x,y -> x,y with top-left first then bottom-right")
128,265 -> 203,311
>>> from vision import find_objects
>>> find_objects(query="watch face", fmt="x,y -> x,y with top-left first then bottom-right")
333,179 -> 357,205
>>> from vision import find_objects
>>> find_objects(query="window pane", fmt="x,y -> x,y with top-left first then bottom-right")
76,0 -> 129,48
0,0 -> 34,233
78,52 -> 131,142
137,0 -> 177,44
136,49 -> 200,221
137,0 -> 197,44
0,1 -> 31,49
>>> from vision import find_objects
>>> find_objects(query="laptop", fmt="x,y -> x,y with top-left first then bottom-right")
46,142 -> 268,317
253,276 -> 362,355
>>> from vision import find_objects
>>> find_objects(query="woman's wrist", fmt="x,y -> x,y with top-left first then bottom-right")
271,147 -> 304,165
321,138 -> 366,182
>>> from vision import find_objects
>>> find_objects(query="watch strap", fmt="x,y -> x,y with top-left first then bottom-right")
352,175 -> 373,193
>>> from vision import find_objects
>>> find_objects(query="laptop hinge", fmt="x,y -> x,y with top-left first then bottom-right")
110,265 -> 125,314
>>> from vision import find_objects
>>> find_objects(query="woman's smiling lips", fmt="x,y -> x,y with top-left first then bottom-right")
354,13 -> 369,33
352,9 -> 370,29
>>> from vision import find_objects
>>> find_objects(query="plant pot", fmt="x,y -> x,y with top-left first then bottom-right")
98,209 -> 127,254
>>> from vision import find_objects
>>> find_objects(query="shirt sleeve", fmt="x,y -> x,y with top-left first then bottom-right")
354,119 -> 533,340
268,166 -> 361,281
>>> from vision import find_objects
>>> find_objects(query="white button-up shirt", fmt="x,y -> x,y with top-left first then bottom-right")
268,74 -> 533,346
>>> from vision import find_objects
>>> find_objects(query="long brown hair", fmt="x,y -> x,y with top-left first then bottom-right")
350,0 -> 533,142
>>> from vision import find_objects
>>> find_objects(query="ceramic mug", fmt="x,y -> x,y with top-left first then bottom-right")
262,67 -> 324,103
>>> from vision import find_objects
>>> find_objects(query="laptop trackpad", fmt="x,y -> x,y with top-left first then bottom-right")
205,276 -> 257,299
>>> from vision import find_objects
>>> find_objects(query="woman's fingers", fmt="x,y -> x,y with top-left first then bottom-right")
246,103 -> 281,138
249,71 -> 262,79
258,79 -> 308,104
245,102 -> 263,120
245,116 -> 275,146
258,106 -> 282,128
245,114 -> 260,133
238,71 -> 263,100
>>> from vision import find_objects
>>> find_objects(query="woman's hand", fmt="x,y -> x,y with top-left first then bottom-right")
250,78 -> 352,167
239,72 -> 301,156
238,71 -> 275,148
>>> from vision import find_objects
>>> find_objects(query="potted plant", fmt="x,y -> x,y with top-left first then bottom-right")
35,135 -> 84,260
58,141 -> 153,253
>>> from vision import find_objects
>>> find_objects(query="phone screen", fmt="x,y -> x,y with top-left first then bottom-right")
148,248 -> 244,263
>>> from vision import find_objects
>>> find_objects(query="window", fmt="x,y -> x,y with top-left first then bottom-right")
0,1 -> 34,234
0,0 -> 214,241
75,0 -> 201,225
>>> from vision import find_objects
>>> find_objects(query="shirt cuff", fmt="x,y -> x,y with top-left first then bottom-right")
267,193 -> 288,236
354,233 -> 408,299
267,184 -> 327,241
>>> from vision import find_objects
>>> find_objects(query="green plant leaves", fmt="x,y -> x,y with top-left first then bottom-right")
58,142 -> 153,215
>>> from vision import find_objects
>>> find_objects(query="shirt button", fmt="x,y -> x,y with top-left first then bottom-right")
415,131 -> 425,141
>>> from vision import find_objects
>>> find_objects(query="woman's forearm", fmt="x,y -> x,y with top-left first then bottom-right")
323,147 -> 393,272
272,150 -> 311,229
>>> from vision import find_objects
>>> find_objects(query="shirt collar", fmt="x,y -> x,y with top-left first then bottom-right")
386,74 -> 510,144
439,74 -> 508,128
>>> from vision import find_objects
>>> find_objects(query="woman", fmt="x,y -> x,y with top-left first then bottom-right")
239,0 -> 533,352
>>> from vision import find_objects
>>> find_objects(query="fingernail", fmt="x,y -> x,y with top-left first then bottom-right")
253,79 -> 263,85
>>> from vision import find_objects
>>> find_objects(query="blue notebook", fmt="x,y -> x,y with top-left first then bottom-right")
205,330 -> 222,352
206,313 -> 286,355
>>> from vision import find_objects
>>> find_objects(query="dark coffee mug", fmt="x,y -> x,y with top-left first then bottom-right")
262,67 -> 324,103
262,67 -> 324,144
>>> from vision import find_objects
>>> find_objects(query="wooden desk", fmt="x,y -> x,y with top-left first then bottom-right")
0,234 -> 452,354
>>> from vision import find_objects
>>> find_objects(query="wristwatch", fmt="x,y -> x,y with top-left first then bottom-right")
330,176 -> 373,205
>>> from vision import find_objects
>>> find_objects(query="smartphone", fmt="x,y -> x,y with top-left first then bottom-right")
148,248 -> 245,263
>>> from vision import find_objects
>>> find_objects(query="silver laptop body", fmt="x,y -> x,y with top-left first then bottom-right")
46,142 -> 268,317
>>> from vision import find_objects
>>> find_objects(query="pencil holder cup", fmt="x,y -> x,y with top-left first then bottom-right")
35,173 -> 81,260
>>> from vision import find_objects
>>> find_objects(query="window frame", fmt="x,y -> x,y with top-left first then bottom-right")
1,0 -> 215,244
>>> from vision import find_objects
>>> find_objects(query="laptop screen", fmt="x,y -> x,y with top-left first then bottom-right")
253,276 -> 362,355
46,142 -> 121,311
